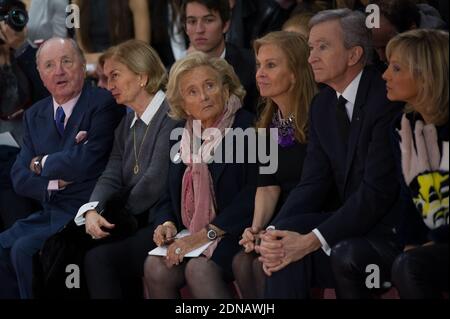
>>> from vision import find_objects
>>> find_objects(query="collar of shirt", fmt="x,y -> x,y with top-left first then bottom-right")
220,47 -> 226,59
335,70 -> 363,121
130,90 -> 166,128
52,92 -> 82,124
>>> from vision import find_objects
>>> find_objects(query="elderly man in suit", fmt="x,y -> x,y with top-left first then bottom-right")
182,0 -> 258,113
0,37 -> 124,299
258,9 -> 403,298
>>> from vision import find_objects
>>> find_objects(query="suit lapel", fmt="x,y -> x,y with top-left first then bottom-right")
343,68 -> 372,190
37,99 -> 62,149
61,85 -> 90,148
224,43 -> 233,65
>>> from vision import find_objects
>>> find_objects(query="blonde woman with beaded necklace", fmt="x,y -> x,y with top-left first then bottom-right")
232,31 -> 317,298
73,40 -> 177,298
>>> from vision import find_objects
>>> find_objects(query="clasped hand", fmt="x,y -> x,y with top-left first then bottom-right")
239,226 -> 266,253
258,230 -> 321,276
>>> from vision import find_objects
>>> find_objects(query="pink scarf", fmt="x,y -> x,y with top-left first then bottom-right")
180,95 -> 242,257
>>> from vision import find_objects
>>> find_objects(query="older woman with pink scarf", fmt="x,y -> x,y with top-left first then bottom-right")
144,52 -> 256,298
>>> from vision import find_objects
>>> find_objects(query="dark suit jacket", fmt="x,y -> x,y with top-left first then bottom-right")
152,108 -> 257,239
227,0 -> 294,50
150,0 -> 176,69
0,85 -> 124,247
275,66 -> 403,247
225,43 -> 258,114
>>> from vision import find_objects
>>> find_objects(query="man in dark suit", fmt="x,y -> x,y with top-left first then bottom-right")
182,0 -> 258,113
0,37 -> 124,299
258,9 -> 403,298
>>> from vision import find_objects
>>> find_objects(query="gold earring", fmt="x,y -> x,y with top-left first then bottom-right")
140,83 -> 145,88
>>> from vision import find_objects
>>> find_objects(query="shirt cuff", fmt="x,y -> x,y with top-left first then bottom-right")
41,155 -> 49,169
47,180 -> 59,191
312,228 -> 331,256
74,201 -> 99,226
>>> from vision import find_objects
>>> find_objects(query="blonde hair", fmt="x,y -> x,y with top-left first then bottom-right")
386,29 -> 449,125
101,40 -> 167,95
254,31 -> 317,144
166,51 -> 246,120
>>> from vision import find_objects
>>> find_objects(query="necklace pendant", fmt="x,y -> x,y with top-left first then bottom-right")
133,164 -> 139,175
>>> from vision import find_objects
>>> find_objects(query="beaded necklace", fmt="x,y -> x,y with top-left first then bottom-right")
270,109 -> 296,147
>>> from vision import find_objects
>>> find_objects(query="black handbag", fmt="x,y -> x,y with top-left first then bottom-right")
32,191 -> 140,299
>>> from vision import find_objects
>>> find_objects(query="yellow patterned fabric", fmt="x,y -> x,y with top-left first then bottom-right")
398,114 -> 449,230
411,172 -> 449,229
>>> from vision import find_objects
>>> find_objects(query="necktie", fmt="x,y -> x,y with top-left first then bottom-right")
55,106 -> 66,136
336,95 -> 350,143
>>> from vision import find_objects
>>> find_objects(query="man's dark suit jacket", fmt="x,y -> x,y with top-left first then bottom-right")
0,85 -> 124,247
225,43 -> 258,114
274,66 -> 403,247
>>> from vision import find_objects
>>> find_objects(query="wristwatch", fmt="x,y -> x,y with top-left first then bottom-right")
206,224 -> 224,241
33,156 -> 43,175
206,226 -> 217,241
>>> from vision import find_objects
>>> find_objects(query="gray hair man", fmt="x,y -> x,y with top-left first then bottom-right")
258,9 -> 403,299
0,38 -> 124,299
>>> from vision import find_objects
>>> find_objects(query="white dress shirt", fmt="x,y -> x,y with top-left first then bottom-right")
44,93 -> 82,191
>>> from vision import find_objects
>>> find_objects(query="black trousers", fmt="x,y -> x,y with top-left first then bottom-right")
330,237 -> 402,298
84,223 -> 156,299
392,243 -> 449,299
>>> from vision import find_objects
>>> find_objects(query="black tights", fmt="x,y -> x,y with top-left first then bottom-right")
144,256 -> 233,299
232,250 -> 266,299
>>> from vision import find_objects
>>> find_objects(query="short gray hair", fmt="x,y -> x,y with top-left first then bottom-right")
310,9 -> 372,65
167,52 -> 245,120
36,37 -> 86,66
